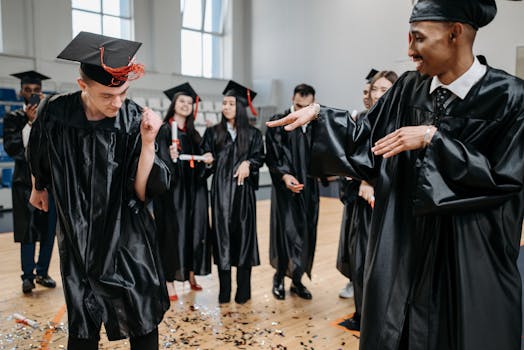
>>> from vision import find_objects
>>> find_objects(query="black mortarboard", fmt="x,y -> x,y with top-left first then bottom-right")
163,82 -> 201,119
11,70 -> 50,86
222,80 -> 258,116
57,31 -> 144,87
365,69 -> 379,83
163,82 -> 200,102
409,0 -> 497,30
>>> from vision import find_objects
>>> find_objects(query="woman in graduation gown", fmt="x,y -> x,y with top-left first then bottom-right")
201,80 -> 265,304
267,1 -> 524,349
153,83 -> 211,301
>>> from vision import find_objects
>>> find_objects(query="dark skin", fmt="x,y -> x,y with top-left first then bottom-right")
20,83 -> 44,123
267,21 -> 477,159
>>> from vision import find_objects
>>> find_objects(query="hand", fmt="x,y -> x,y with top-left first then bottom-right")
371,125 -> 437,158
26,104 -> 38,123
358,181 -> 375,207
29,188 -> 48,212
202,152 -> 214,165
169,144 -> 179,161
282,174 -> 304,193
140,107 -> 163,144
233,160 -> 250,186
173,139 -> 182,151
266,103 -> 319,131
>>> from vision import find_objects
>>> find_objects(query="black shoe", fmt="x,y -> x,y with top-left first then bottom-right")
272,274 -> 285,300
22,279 -> 35,294
340,314 -> 360,331
234,296 -> 250,304
35,275 -> 56,288
290,282 -> 312,300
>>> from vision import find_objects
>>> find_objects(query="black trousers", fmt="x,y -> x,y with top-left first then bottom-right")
218,267 -> 252,303
67,328 -> 158,350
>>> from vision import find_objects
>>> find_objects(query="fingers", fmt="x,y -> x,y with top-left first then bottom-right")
284,119 -> 306,131
266,115 -> 297,128
41,199 -> 49,212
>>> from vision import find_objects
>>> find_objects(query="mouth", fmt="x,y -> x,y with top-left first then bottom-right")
412,56 -> 423,70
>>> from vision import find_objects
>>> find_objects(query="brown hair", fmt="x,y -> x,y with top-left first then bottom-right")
370,70 -> 398,86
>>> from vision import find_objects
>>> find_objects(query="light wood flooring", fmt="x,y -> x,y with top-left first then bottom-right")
0,198 -> 359,349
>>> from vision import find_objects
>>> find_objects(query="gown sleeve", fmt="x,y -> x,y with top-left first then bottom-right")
3,112 -> 26,161
413,110 -> 524,214
27,97 -> 52,191
265,120 -> 293,181
246,128 -> 265,190
200,127 -> 216,174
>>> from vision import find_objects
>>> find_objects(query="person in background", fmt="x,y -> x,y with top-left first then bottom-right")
339,70 -> 398,331
3,70 -> 57,294
266,83 -> 319,301
337,68 -> 377,300
153,82 -> 212,302
201,80 -> 265,305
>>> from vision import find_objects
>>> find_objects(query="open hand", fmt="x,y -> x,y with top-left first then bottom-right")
372,125 -> 436,158
233,160 -> 250,186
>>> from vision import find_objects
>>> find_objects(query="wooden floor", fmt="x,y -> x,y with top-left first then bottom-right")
0,198 -> 359,350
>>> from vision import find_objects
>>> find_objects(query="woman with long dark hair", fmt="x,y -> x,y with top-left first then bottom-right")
201,80 -> 265,304
153,82 -> 212,302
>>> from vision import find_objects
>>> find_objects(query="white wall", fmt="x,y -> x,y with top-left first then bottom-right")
251,0 -> 524,112
0,0 -> 251,98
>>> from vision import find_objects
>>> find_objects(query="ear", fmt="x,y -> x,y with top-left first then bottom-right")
77,78 -> 87,91
450,22 -> 463,42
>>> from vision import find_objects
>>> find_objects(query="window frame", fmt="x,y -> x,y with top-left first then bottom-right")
180,0 -> 228,78
71,0 -> 134,39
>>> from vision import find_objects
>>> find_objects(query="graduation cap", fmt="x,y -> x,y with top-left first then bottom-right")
222,80 -> 258,116
365,69 -> 379,83
11,70 -> 50,86
57,31 -> 144,87
409,0 -> 497,30
163,82 -> 201,119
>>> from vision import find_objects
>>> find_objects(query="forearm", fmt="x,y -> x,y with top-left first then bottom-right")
134,141 -> 156,201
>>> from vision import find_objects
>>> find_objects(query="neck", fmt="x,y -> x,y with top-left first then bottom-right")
174,114 -> 187,128
81,91 -> 106,121
437,51 -> 475,85
227,119 -> 235,128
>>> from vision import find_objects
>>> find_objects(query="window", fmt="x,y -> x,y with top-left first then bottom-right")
72,0 -> 133,39
181,0 -> 228,78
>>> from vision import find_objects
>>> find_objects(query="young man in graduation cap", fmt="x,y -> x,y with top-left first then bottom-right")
265,83 -> 319,301
27,32 -> 170,350
3,70 -> 58,294
268,1 -> 524,349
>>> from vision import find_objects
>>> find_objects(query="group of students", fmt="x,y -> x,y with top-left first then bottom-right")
3,0 -> 524,349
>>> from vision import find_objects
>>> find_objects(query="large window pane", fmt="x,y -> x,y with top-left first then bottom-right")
103,0 -> 131,17
181,29 -> 202,76
72,0 -> 101,12
103,16 -> 131,39
182,0 -> 203,30
204,0 -> 223,33
203,33 -> 212,78
72,9 -> 102,37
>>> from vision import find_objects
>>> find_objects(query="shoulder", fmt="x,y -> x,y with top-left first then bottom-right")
3,109 -> 26,123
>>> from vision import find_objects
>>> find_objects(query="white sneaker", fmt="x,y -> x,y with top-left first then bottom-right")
339,281 -> 354,299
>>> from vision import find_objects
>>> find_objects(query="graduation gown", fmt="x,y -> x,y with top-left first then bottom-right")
265,111 -> 319,280
153,123 -> 211,281
3,110 -> 48,243
201,124 -> 265,270
336,177 -> 360,279
28,92 -> 170,340
309,68 -> 524,350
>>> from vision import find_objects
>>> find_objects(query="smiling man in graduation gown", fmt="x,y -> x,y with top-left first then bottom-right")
266,83 -> 319,300
3,70 -> 57,294
28,32 -> 170,350
267,1 -> 524,349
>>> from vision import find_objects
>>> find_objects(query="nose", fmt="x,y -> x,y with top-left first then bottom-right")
111,95 -> 123,109
407,33 -> 416,57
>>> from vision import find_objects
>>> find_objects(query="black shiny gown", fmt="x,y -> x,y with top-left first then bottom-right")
153,123 -> 211,282
3,109 -> 48,243
265,112 -> 319,280
309,68 -> 524,350
201,124 -> 265,270
28,92 -> 170,341
336,177 -> 360,279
